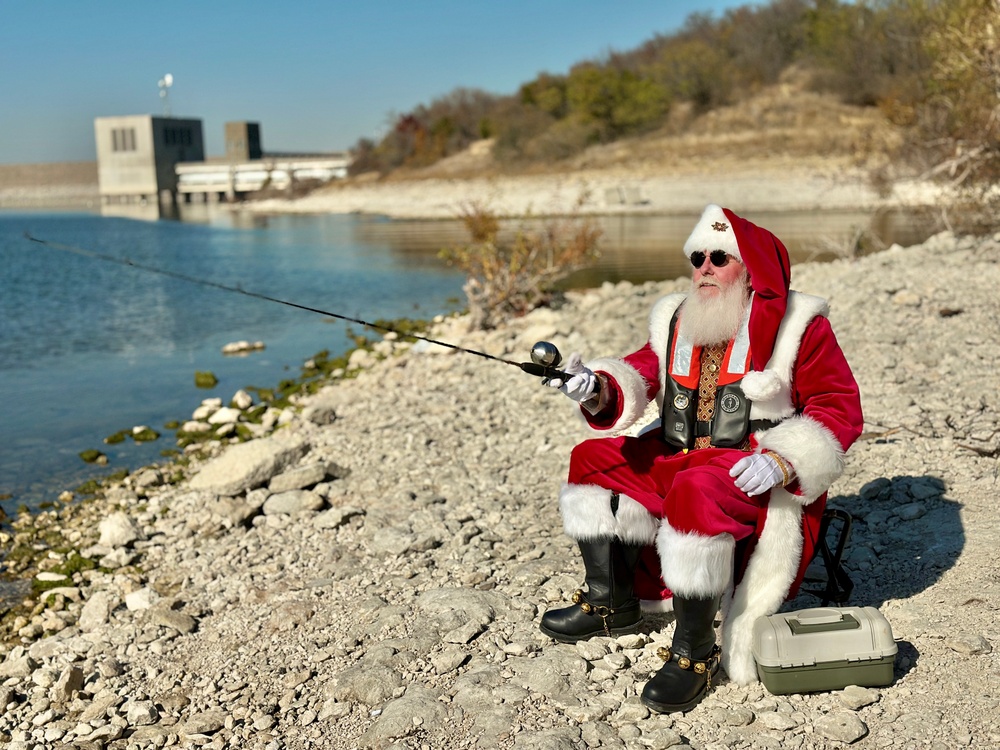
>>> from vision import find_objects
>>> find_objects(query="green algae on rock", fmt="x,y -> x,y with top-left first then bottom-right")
194,370 -> 218,388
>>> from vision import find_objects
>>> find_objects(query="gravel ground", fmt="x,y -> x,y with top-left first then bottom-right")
1,229 -> 998,749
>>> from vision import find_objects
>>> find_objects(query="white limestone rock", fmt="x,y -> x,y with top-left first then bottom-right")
98,512 -> 143,548
231,389 -> 254,409
124,587 -> 158,611
262,490 -> 326,515
78,591 -> 118,633
208,407 -> 242,425
187,433 -> 309,496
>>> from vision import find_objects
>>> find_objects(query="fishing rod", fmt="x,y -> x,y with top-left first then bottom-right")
23,232 -> 572,381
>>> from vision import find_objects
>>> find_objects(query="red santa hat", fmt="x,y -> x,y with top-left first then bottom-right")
683,204 -> 791,370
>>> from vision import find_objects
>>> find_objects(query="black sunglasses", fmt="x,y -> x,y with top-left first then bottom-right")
690,250 -> 731,268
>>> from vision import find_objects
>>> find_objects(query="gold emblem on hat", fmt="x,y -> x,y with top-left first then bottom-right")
712,221 -> 729,231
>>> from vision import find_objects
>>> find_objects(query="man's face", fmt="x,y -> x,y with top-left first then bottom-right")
691,251 -> 748,298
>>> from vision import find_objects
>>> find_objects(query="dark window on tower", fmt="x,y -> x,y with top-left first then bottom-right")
164,127 -> 193,147
112,127 -> 136,152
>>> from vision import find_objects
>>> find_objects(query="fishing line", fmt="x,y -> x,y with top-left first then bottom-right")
23,232 -> 568,380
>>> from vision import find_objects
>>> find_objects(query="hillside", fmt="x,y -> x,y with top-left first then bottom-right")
398,78 -> 902,181
246,82 -> 941,222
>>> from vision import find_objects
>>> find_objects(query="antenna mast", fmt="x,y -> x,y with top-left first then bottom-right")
158,74 -> 174,116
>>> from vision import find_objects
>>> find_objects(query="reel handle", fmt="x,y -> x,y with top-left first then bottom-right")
519,361 -> 572,381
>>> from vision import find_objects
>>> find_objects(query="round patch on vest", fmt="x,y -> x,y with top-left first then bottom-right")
673,393 -> 690,410
720,393 -> 742,414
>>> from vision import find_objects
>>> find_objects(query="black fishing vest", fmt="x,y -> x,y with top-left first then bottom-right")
660,308 -> 757,450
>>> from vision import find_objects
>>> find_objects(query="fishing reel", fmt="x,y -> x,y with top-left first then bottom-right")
520,341 -> 571,381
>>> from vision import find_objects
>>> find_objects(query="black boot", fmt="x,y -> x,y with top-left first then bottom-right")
539,539 -> 643,642
640,594 -> 721,713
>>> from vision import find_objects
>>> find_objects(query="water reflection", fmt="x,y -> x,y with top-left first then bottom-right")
106,201 -> 944,288
350,207 -> 943,287
101,200 -> 947,292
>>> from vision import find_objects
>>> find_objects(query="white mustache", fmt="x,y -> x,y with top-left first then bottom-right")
698,279 -> 722,288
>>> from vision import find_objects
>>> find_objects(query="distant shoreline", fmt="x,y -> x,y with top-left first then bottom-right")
0,159 -> 945,220
240,163 -> 946,222
0,161 -> 99,211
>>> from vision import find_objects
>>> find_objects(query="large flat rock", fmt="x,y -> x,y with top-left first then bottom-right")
187,433 -> 309,496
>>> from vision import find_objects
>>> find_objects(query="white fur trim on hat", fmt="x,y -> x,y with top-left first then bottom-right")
744,291 -> 830,424
656,522 -> 735,598
683,204 -> 742,262
559,483 -> 660,544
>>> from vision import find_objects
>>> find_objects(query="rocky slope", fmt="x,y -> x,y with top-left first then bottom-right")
1,230 -> 999,749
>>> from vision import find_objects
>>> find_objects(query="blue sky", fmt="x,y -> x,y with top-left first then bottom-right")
2,1 -> 753,164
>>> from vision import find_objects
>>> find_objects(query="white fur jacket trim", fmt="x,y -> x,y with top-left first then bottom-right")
558,483 -> 660,545
722,489 -> 804,683
579,356 -> 649,434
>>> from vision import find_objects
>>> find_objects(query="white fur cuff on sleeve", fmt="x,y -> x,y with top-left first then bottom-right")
756,415 -> 845,503
584,357 -> 649,434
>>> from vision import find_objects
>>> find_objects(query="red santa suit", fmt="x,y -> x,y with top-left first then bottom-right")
558,205 -> 864,684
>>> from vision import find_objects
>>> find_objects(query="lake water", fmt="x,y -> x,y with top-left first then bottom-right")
1,211 -> 469,513
0,205 -> 939,514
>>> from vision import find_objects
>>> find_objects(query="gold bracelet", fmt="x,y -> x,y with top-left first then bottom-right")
769,452 -> 791,486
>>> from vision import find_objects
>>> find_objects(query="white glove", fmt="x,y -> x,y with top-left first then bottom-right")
729,453 -> 792,497
545,352 -> 598,403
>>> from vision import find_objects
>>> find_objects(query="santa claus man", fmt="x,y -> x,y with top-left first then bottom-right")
539,204 -> 863,713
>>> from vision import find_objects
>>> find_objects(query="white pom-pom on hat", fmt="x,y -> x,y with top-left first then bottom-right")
683,204 -> 742,263
741,370 -> 782,401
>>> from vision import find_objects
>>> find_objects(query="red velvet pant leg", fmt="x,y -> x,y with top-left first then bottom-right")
654,450 -> 766,544
566,432 -> 671,515
565,439 -> 770,600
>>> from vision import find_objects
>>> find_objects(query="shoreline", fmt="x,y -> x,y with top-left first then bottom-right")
1,162 -> 946,221
0,228 -> 998,747
239,163 -> 946,221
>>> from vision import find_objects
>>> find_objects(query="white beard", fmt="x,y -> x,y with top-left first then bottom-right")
679,277 -> 751,346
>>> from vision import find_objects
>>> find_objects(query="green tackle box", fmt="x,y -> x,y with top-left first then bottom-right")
752,607 -> 897,695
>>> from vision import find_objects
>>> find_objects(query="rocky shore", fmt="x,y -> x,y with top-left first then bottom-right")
0,162 -> 98,211
1,229 -> 999,749
242,163 -> 943,220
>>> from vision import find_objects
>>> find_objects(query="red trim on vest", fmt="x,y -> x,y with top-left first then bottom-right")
668,333 -> 752,388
